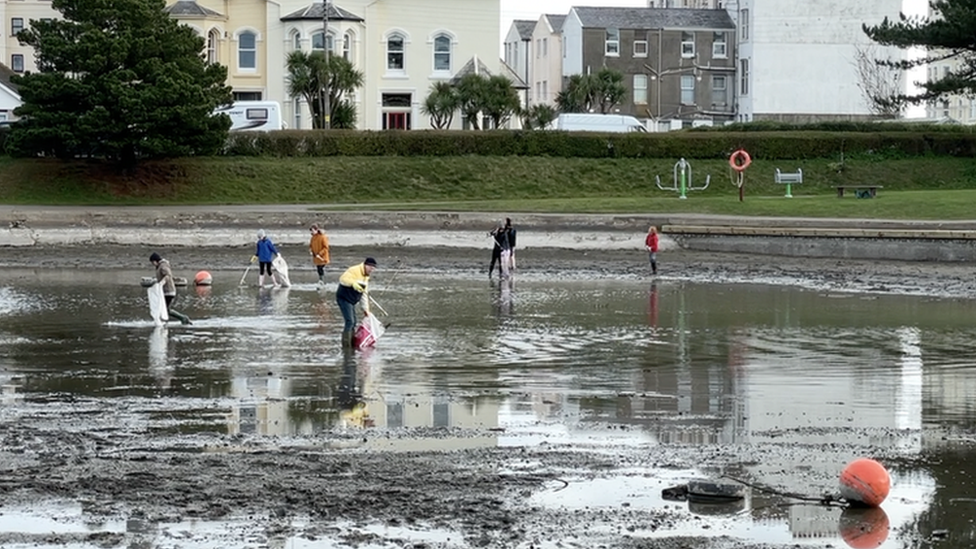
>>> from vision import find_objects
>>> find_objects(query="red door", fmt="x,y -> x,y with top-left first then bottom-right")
384,112 -> 410,130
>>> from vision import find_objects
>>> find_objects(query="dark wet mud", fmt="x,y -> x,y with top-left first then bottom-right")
0,244 -> 973,548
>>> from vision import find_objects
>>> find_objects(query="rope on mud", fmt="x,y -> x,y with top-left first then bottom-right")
721,475 -> 847,507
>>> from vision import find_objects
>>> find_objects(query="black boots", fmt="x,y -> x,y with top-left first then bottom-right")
341,330 -> 354,348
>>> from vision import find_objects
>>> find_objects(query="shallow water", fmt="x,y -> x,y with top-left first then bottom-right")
1,268 -> 976,547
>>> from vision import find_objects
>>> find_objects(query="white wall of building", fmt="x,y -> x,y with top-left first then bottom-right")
529,15 -> 562,106
737,0 -> 908,121
561,10 -> 583,77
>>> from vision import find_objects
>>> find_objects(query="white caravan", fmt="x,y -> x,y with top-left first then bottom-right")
554,113 -> 647,133
215,101 -> 283,131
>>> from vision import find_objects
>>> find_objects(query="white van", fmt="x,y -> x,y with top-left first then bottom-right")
215,101 -> 283,131
554,113 -> 647,133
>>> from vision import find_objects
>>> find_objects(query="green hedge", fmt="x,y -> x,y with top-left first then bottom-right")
222,129 -> 976,160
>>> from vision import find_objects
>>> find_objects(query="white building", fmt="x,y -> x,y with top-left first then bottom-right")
736,0 -> 909,122
923,4 -> 975,123
529,14 -> 565,107
0,63 -> 19,120
1,0 -> 504,130
503,19 -> 534,110
648,0 -> 725,7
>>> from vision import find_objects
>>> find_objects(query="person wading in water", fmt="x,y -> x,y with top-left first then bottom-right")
335,257 -> 376,348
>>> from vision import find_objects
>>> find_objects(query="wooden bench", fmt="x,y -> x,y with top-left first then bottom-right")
774,168 -> 802,198
836,185 -> 882,198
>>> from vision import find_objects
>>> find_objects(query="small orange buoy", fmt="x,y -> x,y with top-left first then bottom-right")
194,271 -> 213,286
839,458 -> 890,507
839,506 -> 890,549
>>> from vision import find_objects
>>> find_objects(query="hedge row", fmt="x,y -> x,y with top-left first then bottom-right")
222,129 -> 976,160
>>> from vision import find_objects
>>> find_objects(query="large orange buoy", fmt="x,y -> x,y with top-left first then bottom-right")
839,506 -> 890,549
839,458 -> 890,507
194,271 -> 213,286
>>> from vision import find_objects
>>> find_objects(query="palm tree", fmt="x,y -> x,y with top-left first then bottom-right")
522,104 -> 558,130
593,67 -> 627,114
456,73 -> 489,130
286,51 -> 363,129
482,75 -> 521,129
421,82 -> 460,129
556,74 -> 596,113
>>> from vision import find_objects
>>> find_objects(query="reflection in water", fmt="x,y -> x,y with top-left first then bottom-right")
838,507 -> 890,549
6,271 -> 976,543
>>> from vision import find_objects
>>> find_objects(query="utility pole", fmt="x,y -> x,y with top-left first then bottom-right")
321,0 -> 331,130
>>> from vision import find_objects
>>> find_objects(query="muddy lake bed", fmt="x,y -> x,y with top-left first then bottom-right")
0,245 -> 975,548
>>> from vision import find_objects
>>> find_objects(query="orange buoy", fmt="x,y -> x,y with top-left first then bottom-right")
839,458 -> 890,507
194,271 -> 213,286
839,506 -> 890,549
729,149 -> 751,172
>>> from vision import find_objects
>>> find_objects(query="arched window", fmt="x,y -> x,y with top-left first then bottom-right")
207,29 -> 220,64
386,33 -> 405,71
343,31 -> 352,60
312,31 -> 335,53
238,31 -> 256,69
292,31 -> 301,51
433,34 -> 451,72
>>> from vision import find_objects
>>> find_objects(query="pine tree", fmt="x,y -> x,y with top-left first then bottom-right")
10,0 -> 232,163
863,1 -> 976,105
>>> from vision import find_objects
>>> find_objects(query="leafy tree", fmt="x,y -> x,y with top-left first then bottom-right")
421,82 -> 460,129
286,52 -> 363,129
9,0 -> 231,164
592,68 -> 627,114
863,2 -> 976,106
852,45 -> 905,117
521,104 -> 558,130
556,74 -> 595,113
482,75 -> 521,129
556,69 -> 627,114
456,73 -> 490,130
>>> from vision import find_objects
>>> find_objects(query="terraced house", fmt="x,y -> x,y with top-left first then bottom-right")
0,0 -> 503,129
562,7 -> 736,130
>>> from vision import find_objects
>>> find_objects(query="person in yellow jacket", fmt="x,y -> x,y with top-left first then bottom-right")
336,257 -> 376,347
309,224 -> 330,285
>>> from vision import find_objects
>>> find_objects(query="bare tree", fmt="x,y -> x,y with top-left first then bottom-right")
852,44 -> 905,118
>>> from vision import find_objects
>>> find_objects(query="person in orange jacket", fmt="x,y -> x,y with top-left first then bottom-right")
309,224 -> 330,285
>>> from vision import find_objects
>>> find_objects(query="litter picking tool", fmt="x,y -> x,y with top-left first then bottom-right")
368,295 -> 388,316
238,264 -> 252,286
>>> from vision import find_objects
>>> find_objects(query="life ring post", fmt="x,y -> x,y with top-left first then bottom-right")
729,149 -> 751,202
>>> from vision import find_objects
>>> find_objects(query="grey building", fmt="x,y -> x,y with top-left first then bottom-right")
563,7 -> 736,130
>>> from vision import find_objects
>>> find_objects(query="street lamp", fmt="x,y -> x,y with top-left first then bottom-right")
321,0 -> 331,130
643,62 -> 701,132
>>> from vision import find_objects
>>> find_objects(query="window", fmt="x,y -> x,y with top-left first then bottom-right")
207,29 -> 220,63
536,39 -> 541,58
343,32 -> 352,60
634,74 -> 648,104
11,54 -> 24,73
11,18 -> 24,37
387,33 -> 405,71
433,34 -> 451,72
233,91 -> 262,101
543,80 -> 548,102
739,9 -> 749,41
312,32 -> 334,52
543,37 -> 548,57
681,32 -> 695,57
712,32 -> 727,58
680,75 -> 695,105
739,59 -> 749,95
294,98 -> 301,129
711,75 -> 728,106
238,31 -> 256,70
292,32 -> 301,51
634,40 -> 648,57
536,82 -> 541,102
605,28 -> 619,56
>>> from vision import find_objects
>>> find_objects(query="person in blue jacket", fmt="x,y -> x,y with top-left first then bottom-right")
252,229 -> 281,287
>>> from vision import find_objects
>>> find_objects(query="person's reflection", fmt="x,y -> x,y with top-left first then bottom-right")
492,277 -> 515,318
148,326 -> 172,390
337,349 -> 372,428
271,287 -> 291,315
257,287 -> 274,316
649,281 -> 659,328
194,284 -> 212,298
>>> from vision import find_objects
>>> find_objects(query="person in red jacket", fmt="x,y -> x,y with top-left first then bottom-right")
644,226 -> 659,275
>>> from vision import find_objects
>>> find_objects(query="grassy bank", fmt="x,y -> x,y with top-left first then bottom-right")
1,155 -> 975,219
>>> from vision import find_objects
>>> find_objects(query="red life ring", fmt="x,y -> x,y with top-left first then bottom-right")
729,149 -> 751,172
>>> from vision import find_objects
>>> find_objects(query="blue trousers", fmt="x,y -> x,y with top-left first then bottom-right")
336,296 -> 357,331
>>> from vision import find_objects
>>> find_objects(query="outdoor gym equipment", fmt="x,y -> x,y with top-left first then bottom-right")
656,158 -> 710,199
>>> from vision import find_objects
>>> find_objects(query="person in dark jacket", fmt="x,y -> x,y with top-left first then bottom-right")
504,217 -> 517,272
488,221 -> 509,278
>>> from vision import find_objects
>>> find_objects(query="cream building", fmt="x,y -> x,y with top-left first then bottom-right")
528,13 -> 564,108
1,0 -> 502,130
